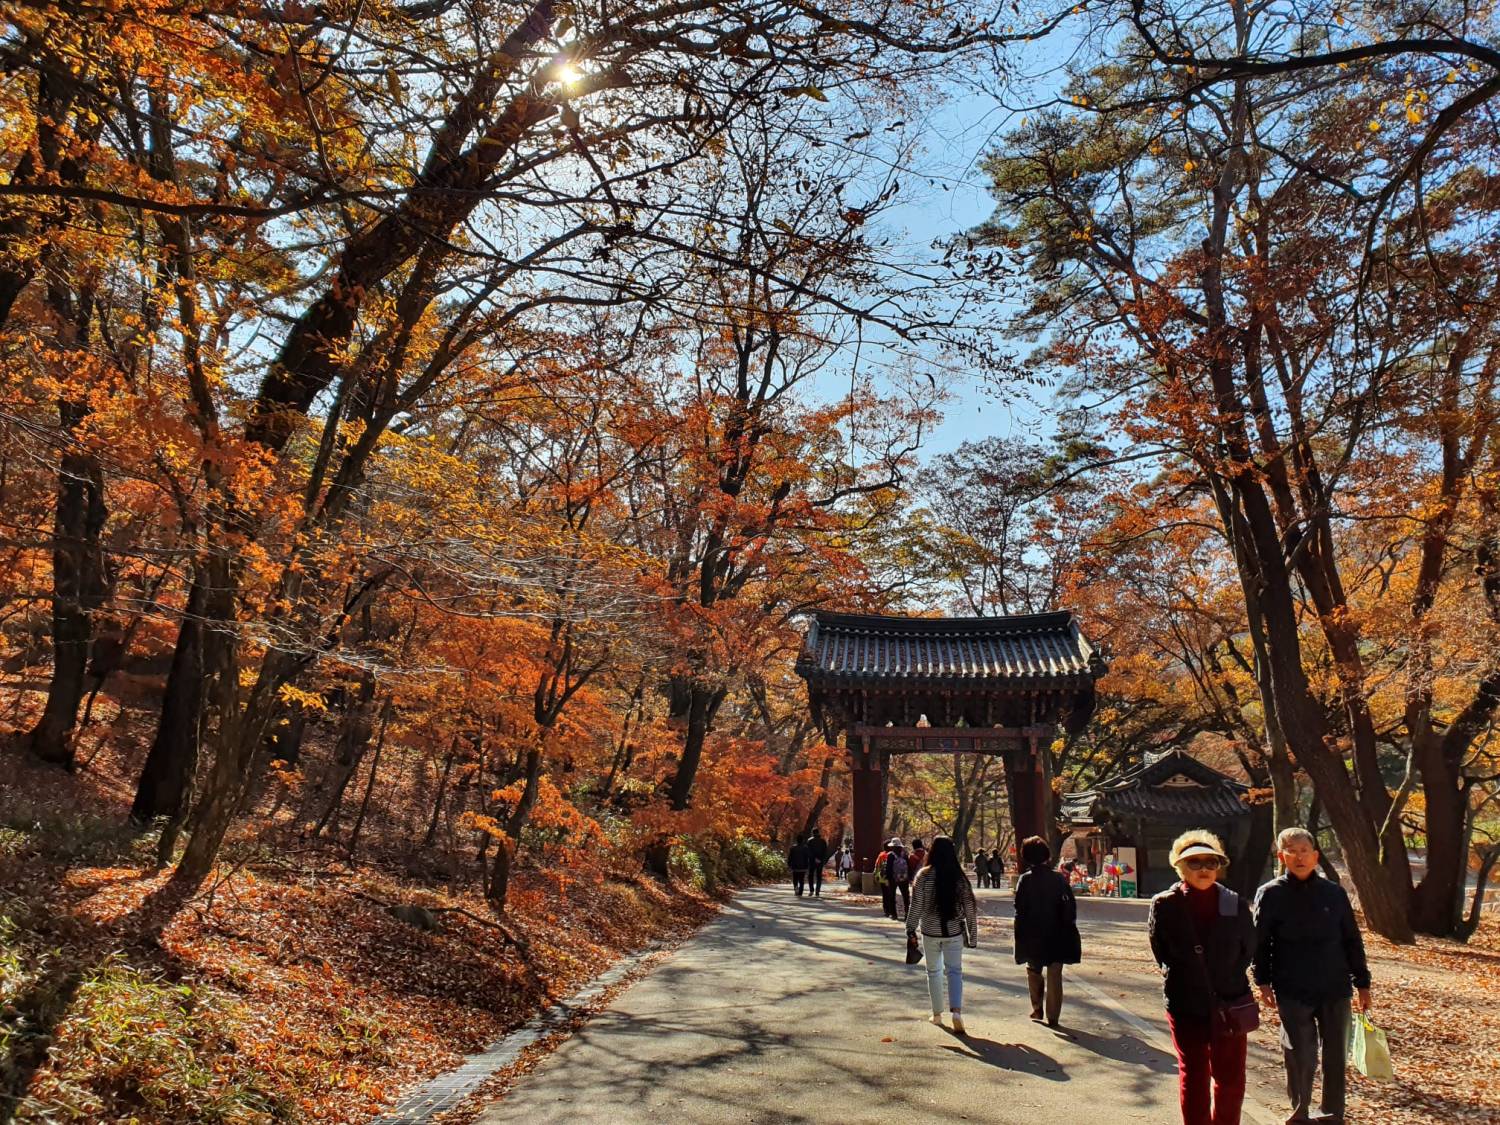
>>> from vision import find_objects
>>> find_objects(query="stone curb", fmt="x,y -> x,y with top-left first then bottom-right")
378,941 -> 666,1123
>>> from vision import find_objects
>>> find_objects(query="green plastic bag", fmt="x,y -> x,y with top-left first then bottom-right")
1348,1011 -> 1394,1081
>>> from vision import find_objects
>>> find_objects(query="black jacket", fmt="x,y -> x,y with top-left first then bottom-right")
1013,865 -> 1082,966
1148,883 -> 1256,1020
787,843 -> 810,869
1253,872 -> 1371,1003
806,835 -> 829,866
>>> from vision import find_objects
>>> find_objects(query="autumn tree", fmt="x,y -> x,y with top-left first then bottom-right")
977,0 -> 1500,938
605,100 -> 936,873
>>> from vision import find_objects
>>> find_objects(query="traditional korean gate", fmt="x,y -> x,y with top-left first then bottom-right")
794,611 -> 1106,873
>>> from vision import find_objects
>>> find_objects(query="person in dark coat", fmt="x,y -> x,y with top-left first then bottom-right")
975,852 -> 990,889
989,848 -> 1006,889
1149,830 -> 1257,1125
1012,835 -> 1081,1026
787,838 -> 810,896
805,829 -> 829,897
1254,828 -> 1373,1125
876,839 -> 907,918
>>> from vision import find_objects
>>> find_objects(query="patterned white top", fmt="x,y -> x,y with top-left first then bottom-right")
905,867 -> 978,944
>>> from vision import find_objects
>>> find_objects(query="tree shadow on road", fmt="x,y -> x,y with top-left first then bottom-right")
1048,1025 -> 1177,1075
939,1034 -> 1069,1080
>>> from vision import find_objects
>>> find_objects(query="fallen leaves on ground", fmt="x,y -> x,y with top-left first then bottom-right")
1,742 -> 721,1124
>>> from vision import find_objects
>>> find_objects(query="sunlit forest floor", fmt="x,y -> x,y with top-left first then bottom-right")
0,684 -> 722,1124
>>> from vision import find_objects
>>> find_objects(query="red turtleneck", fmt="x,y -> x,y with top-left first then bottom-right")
1186,883 -> 1218,935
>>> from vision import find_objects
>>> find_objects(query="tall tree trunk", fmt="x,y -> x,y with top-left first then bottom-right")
1456,843 -> 1500,941
800,753 -> 835,838
312,674 -> 379,838
170,558 -> 262,889
27,402 -> 107,767
26,256 -> 106,768
1230,799 -> 1275,898
487,744 -> 542,912
646,679 -> 727,878
1267,740 -> 1299,838
131,571 -> 210,822
266,704 -> 310,767
347,701 -> 392,858
422,737 -> 458,847
1409,732 -> 1466,934
666,680 -> 728,810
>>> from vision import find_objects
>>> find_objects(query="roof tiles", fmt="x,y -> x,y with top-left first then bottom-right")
795,610 -> 1102,688
1061,749 -> 1251,824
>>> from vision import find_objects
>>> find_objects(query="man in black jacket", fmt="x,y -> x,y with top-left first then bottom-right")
805,830 -> 829,897
787,838 -> 810,896
1253,828 -> 1374,1125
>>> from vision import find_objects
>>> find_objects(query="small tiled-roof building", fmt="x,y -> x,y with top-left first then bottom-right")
1060,749 -> 1253,897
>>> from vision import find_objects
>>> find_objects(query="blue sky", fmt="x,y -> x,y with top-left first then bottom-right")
867,50 -> 1077,460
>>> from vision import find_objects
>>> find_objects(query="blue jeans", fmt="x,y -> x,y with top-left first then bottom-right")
924,935 -> 964,1012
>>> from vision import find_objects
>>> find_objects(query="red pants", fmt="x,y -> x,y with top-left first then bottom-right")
1167,1012 -> 1247,1125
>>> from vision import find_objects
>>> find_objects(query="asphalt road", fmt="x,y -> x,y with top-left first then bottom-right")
476,884 -> 1287,1124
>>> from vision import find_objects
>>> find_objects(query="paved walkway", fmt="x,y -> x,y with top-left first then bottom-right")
476,884 -> 1286,1124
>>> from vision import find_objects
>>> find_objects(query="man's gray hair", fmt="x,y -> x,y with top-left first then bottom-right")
1276,827 -> 1317,851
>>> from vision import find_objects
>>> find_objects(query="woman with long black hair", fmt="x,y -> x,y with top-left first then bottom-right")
905,835 -> 978,1033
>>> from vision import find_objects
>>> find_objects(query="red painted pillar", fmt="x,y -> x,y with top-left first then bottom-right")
1030,762 -> 1050,843
852,761 -> 882,873
1006,745 -> 1047,844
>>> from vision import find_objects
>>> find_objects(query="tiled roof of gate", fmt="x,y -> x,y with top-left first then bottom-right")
795,610 -> 1103,689
1061,749 -> 1251,824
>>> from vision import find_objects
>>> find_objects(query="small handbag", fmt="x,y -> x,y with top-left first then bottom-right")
1212,990 -> 1261,1036
1189,941 -> 1259,1036
905,933 -> 923,964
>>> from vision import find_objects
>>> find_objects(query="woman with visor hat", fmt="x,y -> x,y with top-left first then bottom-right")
1148,830 -> 1258,1125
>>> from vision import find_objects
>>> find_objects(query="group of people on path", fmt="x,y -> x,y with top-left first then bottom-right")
1149,826 -> 1372,1125
974,847 -> 1007,888
874,836 -> 917,919
785,829 -> 832,897
886,825 -> 1371,1125
896,834 -> 1077,1037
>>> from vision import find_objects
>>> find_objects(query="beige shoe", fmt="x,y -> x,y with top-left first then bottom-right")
928,1012 -> 943,1026
951,1013 -> 967,1035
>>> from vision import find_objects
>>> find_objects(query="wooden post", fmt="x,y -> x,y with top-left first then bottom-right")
1005,739 -> 1049,844
851,733 -> 882,873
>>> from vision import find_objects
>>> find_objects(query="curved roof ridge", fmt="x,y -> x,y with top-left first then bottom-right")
809,609 -> 1076,633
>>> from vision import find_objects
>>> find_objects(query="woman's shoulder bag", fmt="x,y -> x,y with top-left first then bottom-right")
1186,893 -> 1258,1037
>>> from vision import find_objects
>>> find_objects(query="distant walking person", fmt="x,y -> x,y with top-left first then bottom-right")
787,837 -> 810,897
1254,828 -> 1372,1125
1149,830 -> 1257,1125
906,835 -> 977,1034
878,839 -> 909,919
1013,835 -> 1081,1026
908,838 -> 927,877
806,829 -> 829,897
836,843 -> 852,880
989,848 -> 1006,890
975,852 -> 990,888
896,843 -> 914,919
